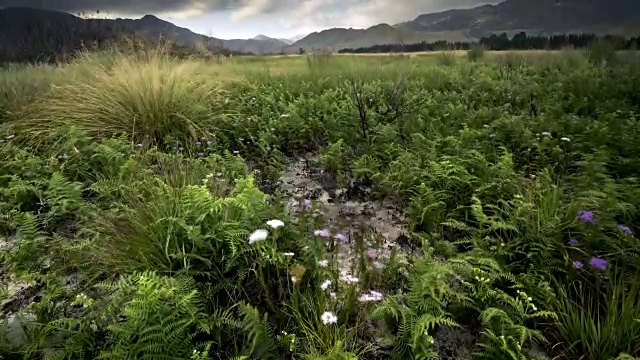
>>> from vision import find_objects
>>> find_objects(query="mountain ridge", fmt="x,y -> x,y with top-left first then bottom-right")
0,7 -> 289,59
396,0 -> 640,37
285,0 -> 639,52
1,0 -> 639,61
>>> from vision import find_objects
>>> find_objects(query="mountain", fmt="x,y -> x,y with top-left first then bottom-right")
286,0 -> 639,52
254,34 -> 293,45
224,37 -> 288,54
397,0 -> 640,38
0,7 -> 286,62
289,34 -> 309,43
285,24 -> 468,53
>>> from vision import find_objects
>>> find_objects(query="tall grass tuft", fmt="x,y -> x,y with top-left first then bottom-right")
9,52 -> 227,149
435,50 -> 457,66
467,44 -> 485,62
587,38 -> 618,65
555,273 -> 640,360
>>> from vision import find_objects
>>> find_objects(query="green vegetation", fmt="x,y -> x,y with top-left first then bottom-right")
1,49 -> 640,360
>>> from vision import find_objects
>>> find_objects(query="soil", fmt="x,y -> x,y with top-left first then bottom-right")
278,156 -> 411,266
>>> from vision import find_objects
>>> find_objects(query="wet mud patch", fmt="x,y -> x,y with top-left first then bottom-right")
279,155 -> 411,257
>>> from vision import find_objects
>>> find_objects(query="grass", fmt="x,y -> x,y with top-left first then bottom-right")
1,49 -> 640,360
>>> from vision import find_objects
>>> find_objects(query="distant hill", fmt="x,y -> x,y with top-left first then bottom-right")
288,0 -> 639,52
397,0 -> 640,38
253,34 -> 293,45
0,7 -> 287,62
284,24 -> 468,53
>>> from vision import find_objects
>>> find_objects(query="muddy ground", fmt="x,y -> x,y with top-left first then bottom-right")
278,155 -> 476,360
1,154 -> 477,359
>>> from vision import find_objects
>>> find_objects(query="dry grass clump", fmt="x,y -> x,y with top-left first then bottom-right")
8,52 -> 227,147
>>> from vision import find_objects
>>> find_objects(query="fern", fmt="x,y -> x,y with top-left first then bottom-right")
96,271 -> 209,360
238,303 -> 277,359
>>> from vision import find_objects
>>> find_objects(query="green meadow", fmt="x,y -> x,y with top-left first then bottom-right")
1,48 -> 640,360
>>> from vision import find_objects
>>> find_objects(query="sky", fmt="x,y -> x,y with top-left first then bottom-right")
0,0 -> 502,39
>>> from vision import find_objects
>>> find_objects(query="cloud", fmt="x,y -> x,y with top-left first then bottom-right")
0,0 -> 232,16
229,0 -> 502,33
0,0 -> 502,28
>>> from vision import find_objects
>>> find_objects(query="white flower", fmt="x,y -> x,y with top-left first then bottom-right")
266,219 -> 285,229
339,273 -> 359,284
320,311 -> 338,325
542,132 -> 552,137
358,290 -> 384,302
291,276 -> 298,284
560,137 -> 571,142
329,292 -> 336,299
249,229 -> 268,245
372,261 -> 385,270
320,280 -> 332,291
318,259 -> 329,267
283,252 -> 295,257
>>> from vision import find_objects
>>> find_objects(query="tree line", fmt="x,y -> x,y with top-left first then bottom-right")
338,32 -> 640,54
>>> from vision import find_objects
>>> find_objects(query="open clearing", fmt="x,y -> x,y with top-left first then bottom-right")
1,50 -> 640,360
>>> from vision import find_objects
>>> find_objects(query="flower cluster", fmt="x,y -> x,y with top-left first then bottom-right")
320,311 -> 337,325
267,219 -> 284,229
572,256 -> 608,271
619,225 -> 632,235
577,210 -> 597,224
339,270 -> 359,284
314,229 -> 330,238
358,290 -> 384,302
249,229 -> 268,245
320,279 -> 332,291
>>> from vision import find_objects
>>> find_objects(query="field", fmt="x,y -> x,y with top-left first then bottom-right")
1,49 -> 640,360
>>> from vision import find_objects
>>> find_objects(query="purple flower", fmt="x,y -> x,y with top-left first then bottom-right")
334,233 -> 347,242
233,150 -> 240,155
135,143 -> 143,147
366,249 -> 378,260
314,229 -> 330,238
619,225 -> 632,234
567,239 -> 579,246
304,199 -> 311,210
573,260 -> 584,269
266,146 -> 272,151
577,211 -> 596,224
589,257 -> 608,271
6,134 -> 15,140
196,141 -> 202,146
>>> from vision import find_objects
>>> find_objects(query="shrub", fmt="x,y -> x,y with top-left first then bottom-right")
9,52 -> 227,149
588,38 -> 618,65
435,50 -> 457,66
468,44 -> 485,62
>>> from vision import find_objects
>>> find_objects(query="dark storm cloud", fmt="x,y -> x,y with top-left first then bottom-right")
0,0 -> 235,15
0,0 -> 503,25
